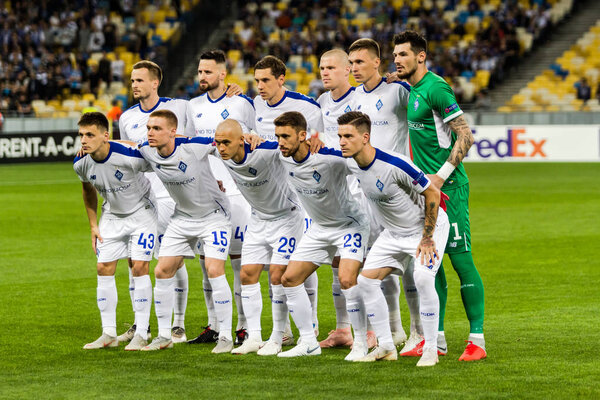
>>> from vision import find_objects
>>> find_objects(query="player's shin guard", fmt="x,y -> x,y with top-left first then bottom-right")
414,268 -> 439,351
154,277 -> 175,339
133,275 -> 152,340
381,275 -> 403,333
358,275 -> 394,349
128,267 -> 136,326
230,258 -> 246,330
435,264 -> 448,332
97,275 -> 118,337
332,268 -> 350,329
241,282 -> 262,341
173,264 -> 188,329
403,262 -> 423,335
305,271 -> 319,330
271,284 -> 288,343
341,285 -> 367,346
200,259 -> 217,328
209,275 -> 233,341
284,284 -> 316,341
449,252 -> 485,334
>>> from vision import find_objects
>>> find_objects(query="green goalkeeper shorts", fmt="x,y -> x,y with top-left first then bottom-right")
443,183 -> 472,254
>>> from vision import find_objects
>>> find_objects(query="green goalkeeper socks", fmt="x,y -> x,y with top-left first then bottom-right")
449,251 -> 485,334
435,264 -> 448,332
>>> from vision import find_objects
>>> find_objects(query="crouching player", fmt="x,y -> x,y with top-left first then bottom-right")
136,110 -> 234,353
74,112 -> 156,351
339,111 -> 449,367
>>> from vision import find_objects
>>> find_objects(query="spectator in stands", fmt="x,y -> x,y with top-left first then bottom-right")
111,52 -> 125,82
99,52 -> 112,84
88,26 -> 105,52
576,77 -> 591,103
246,80 -> 257,99
107,99 -> 123,123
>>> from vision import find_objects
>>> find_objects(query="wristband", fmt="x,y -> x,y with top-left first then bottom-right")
437,161 -> 455,181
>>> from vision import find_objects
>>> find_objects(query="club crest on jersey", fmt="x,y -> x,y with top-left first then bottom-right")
312,170 -> 321,182
178,161 -> 187,173
289,171 -> 294,177
414,99 -> 419,111
344,105 -> 352,113
196,113 -> 202,118
221,109 -> 229,119
248,167 -> 257,176
376,99 -> 383,111
114,170 -> 123,181
376,179 -> 384,192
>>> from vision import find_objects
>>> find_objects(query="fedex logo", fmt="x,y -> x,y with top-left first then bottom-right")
468,127 -> 547,159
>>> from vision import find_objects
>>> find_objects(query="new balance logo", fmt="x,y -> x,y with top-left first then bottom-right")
133,124 -> 139,129
196,113 -> 203,118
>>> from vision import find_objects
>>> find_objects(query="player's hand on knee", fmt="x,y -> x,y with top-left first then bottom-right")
91,226 -> 103,253
416,237 -> 438,267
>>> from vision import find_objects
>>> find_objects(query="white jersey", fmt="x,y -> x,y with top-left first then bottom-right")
317,87 -> 355,149
187,92 -> 256,196
254,90 -> 324,141
119,97 -> 195,198
138,137 -> 230,219
220,141 -> 301,220
73,142 -> 153,216
350,78 -> 411,155
280,147 -> 366,229
347,147 -> 431,236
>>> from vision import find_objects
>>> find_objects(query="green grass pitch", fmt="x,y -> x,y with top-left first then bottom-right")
1,162 -> 598,399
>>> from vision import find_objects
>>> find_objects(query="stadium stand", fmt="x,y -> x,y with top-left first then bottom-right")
0,0 -> 196,118
502,18 -> 600,112
217,0 -> 573,104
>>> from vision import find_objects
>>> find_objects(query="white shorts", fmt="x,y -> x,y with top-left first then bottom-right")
291,220 -> 369,265
154,195 -> 176,258
159,210 -> 231,260
241,209 -> 304,266
363,211 -> 449,276
228,193 -> 251,256
96,204 -> 158,263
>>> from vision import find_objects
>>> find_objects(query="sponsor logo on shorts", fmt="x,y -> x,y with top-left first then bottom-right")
178,161 -> 187,173
221,109 -> 230,119
349,249 -> 358,253
376,99 -> 383,111
114,170 -> 123,181
376,179 -> 384,192
218,248 -> 226,253
196,113 -> 202,118
145,251 -> 151,255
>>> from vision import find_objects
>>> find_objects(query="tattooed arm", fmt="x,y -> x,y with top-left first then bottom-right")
416,184 -> 441,266
428,114 -> 475,189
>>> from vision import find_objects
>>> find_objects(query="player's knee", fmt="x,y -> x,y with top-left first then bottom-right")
339,274 -> 357,290
281,272 -> 297,288
357,273 -> 378,290
130,261 -> 149,277
96,262 -> 114,276
413,267 -> 435,292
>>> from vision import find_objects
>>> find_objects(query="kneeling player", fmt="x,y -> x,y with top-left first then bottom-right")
339,111 -> 449,367
135,110 -> 234,353
75,112 -> 156,351
276,112 -> 370,359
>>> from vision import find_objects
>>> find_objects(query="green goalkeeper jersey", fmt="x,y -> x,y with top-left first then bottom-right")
407,71 -> 469,190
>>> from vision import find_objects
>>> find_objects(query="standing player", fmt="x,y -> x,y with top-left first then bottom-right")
118,60 -> 193,343
338,111 -> 449,367
135,110 -> 234,353
275,112 -> 370,360
393,31 -> 486,361
348,38 -> 420,348
253,55 -> 324,339
186,50 -> 255,345
75,112 -> 156,351
211,119 -> 304,355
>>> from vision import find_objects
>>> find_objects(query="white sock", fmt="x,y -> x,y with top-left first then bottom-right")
209,275 -> 233,341
284,284 -> 316,342
231,258 -> 246,330
403,262 -> 423,335
341,285 -> 367,346
358,275 -> 394,350
200,259 -> 217,329
133,275 -> 152,340
381,275 -> 403,334
332,268 -> 350,329
172,264 -> 188,329
128,267 -> 136,326
414,268 -> 439,350
468,333 -> 486,350
97,275 -> 117,337
241,282 -> 262,342
154,277 -> 175,339
270,284 -> 288,344
305,271 -> 318,329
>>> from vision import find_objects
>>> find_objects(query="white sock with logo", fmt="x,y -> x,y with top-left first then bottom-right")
332,268 -> 350,329
133,275 -> 152,340
209,275 -> 233,341
341,285 -> 367,347
270,284 -> 288,344
283,284 -> 316,344
358,275 -> 394,350
403,262 -> 423,335
231,258 -> 246,330
97,275 -> 117,337
381,275 -> 403,334
173,264 -> 188,329
154,277 -> 174,339
414,268 -> 439,350
241,282 -> 262,342
128,267 -> 136,326
304,271 -> 319,330
200,259 -> 217,329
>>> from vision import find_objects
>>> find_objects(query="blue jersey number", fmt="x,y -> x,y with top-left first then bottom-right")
277,237 -> 297,253
137,233 -> 155,249
343,233 -> 362,248
212,231 -> 228,246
